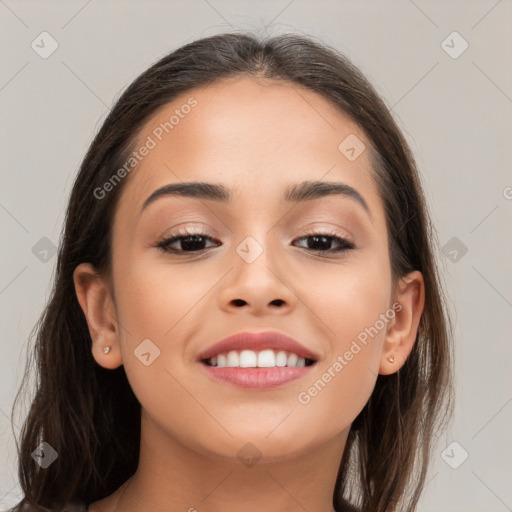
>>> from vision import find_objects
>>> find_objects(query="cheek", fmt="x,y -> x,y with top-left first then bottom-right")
289,321 -> 387,447
292,254 -> 391,418
113,251 -> 209,343
111,253 -> 217,416
298,250 -> 391,353
111,255 -> 210,447
325,278 -> 390,360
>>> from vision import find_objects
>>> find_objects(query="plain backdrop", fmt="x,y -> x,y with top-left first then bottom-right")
1,1 -> 511,511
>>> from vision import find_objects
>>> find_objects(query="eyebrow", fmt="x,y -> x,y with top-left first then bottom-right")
140,180 -> 372,219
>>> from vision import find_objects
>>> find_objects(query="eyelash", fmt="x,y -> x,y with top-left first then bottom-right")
156,227 -> 355,255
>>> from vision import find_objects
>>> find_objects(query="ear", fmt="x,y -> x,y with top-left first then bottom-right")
73,263 -> 123,369
379,270 -> 425,375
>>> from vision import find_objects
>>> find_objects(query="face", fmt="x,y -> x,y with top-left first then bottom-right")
90,76 -> 401,461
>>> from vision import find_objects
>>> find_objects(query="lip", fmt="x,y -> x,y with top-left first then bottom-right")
200,365 -> 315,389
197,330 -> 320,362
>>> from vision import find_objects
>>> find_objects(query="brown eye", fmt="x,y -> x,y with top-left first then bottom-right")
156,228 -> 220,254
292,233 -> 355,253
156,229 -> 355,255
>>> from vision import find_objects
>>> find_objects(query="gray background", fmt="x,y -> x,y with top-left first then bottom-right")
1,1 -> 511,511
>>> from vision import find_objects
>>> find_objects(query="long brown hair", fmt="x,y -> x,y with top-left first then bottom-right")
11,31 -> 453,512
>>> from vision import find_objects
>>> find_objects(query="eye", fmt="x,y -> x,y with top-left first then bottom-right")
292,230 -> 355,253
156,228 -> 356,255
156,228 -> 221,254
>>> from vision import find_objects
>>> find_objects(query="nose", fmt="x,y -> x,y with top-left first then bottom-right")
217,236 -> 297,316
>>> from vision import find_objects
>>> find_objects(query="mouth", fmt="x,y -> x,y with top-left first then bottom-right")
199,356 -> 317,389
197,330 -> 319,389
201,349 -> 316,368
197,330 -> 320,362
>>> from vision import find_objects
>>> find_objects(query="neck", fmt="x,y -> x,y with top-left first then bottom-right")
112,410 -> 349,512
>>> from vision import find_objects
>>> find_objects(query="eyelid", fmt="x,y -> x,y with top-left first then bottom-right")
157,225 -> 353,243
294,225 -> 353,242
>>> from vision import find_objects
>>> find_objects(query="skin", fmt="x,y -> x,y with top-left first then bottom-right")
74,75 -> 424,512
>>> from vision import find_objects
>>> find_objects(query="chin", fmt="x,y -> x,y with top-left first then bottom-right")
196,429 -> 318,464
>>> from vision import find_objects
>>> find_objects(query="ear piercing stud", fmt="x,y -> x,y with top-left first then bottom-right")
103,346 -> 111,354
388,355 -> 395,363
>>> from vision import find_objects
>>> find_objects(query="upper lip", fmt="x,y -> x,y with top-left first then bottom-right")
197,330 -> 320,362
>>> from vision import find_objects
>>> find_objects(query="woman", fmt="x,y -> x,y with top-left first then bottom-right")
11,31 -> 453,512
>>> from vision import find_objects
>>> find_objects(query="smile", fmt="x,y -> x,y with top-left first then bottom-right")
204,349 -> 316,368
200,350 -> 317,389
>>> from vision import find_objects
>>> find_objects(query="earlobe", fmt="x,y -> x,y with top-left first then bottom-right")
379,270 -> 425,375
73,263 -> 123,370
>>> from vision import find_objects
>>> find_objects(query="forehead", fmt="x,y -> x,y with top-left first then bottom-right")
115,75 -> 381,219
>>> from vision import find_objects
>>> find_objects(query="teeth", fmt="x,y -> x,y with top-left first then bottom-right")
206,349 -> 312,368
287,353 -> 298,367
257,349 -> 275,367
275,351 -> 288,367
227,350 -> 239,367
240,350 -> 257,367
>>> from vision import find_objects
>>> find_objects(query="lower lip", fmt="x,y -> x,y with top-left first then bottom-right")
200,363 -> 315,389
